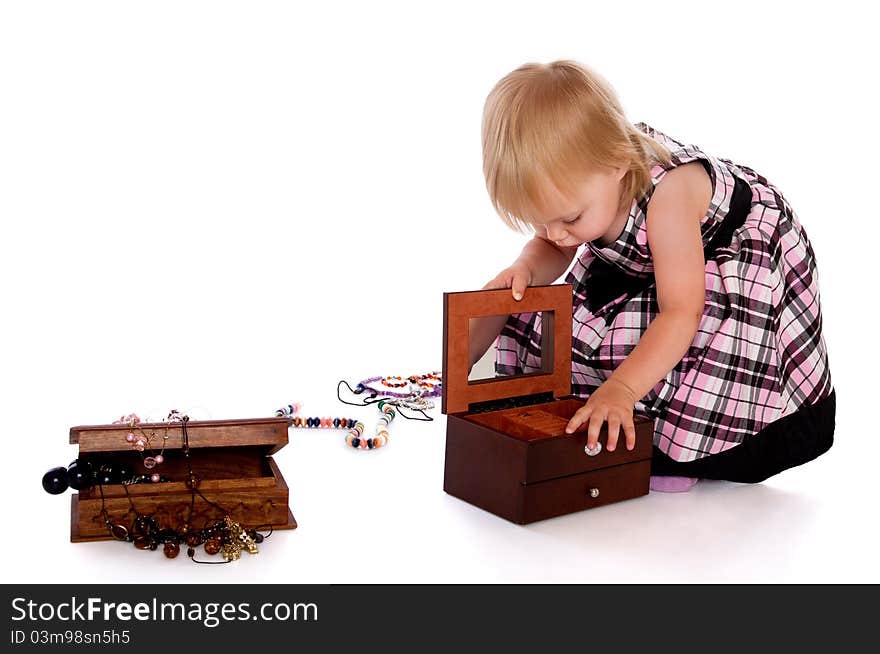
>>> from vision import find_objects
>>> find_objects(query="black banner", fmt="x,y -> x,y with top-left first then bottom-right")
3,584 -> 876,650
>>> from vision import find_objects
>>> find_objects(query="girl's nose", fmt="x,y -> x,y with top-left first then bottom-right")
545,223 -> 567,242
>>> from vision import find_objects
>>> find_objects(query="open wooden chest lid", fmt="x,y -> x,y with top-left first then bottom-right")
442,284 -> 573,415
70,417 -> 290,455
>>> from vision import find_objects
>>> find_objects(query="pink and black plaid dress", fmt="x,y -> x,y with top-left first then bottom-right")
495,123 -> 834,465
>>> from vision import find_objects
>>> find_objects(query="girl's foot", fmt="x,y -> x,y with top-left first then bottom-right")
650,475 -> 699,493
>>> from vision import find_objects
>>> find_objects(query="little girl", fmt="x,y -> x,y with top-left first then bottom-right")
470,60 -> 835,492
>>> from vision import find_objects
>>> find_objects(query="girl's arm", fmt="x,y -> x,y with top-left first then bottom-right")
609,161 -> 712,401
565,161 -> 712,449
468,236 -> 579,370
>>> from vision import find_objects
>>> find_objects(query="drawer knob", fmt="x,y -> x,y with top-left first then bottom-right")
589,488 -> 600,498
584,442 -> 602,456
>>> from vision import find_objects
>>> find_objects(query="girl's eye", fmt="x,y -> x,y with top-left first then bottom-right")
563,215 -> 581,225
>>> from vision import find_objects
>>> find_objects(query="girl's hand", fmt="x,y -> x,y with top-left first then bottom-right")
565,378 -> 638,452
483,263 -> 533,301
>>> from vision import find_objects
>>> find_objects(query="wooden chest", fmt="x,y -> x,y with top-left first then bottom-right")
442,284 -> 653,524
69,417 -> 297,542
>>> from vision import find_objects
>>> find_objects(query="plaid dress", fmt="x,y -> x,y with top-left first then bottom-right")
495,123 -> 834,463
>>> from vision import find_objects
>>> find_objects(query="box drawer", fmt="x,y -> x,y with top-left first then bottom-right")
519,460 -> 650,524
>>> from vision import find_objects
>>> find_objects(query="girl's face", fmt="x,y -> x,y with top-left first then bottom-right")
531,165 -> 629,247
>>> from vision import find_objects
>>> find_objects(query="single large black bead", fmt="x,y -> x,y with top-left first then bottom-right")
67,459 -> 94,490
42,467 -> 69,494
367,438 -> 374,449
254,532 -> 264,543
347,419 -> 356,428
333,417 -> 340,428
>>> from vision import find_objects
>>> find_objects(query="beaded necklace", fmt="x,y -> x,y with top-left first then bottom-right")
44,413 -> 273,563
113,412 -> 172,481
354,371 -> 442,404
275,402 -> 395,450
275,370 -> 441,451
96,415 -> 272,563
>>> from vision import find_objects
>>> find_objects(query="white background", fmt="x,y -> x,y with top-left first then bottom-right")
2,1 -> 877,583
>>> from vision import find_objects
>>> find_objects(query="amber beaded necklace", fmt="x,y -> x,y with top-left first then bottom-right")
352,371 -> 442,410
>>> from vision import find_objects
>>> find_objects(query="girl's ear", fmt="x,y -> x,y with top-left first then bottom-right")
614,161 -> 629,181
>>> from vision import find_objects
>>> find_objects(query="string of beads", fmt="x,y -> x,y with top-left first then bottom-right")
355,371 -> 442,400
345,400 -> 395,450
275,401 -> 394,450
114,413 -> 171,481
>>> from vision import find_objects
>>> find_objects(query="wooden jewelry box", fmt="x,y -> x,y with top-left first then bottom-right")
69,417 -> 297,542
442,284 -> 654,524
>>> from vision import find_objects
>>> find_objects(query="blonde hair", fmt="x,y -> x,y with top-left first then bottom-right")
482,60 -> 672,233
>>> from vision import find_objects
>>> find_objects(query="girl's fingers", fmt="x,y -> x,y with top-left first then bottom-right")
565,405 -> 592,434
624,421 -> 637,451
587,410 -> 606,449
606,414 -> 621,452
483,273 -> 512,291
567,404 -> 634,453
512,276 -> 527,301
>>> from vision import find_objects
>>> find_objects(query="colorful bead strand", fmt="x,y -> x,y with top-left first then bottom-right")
344,400 -> 394,450
343,400 -> 396,450
373,400 -> 396,447
275,403 -> 388,451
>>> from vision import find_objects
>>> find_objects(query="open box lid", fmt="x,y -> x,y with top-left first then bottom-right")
70,416 -> 290,455
442,284 -> 573,415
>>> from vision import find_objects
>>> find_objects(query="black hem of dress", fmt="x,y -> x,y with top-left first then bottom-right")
650,388 -> 836,483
